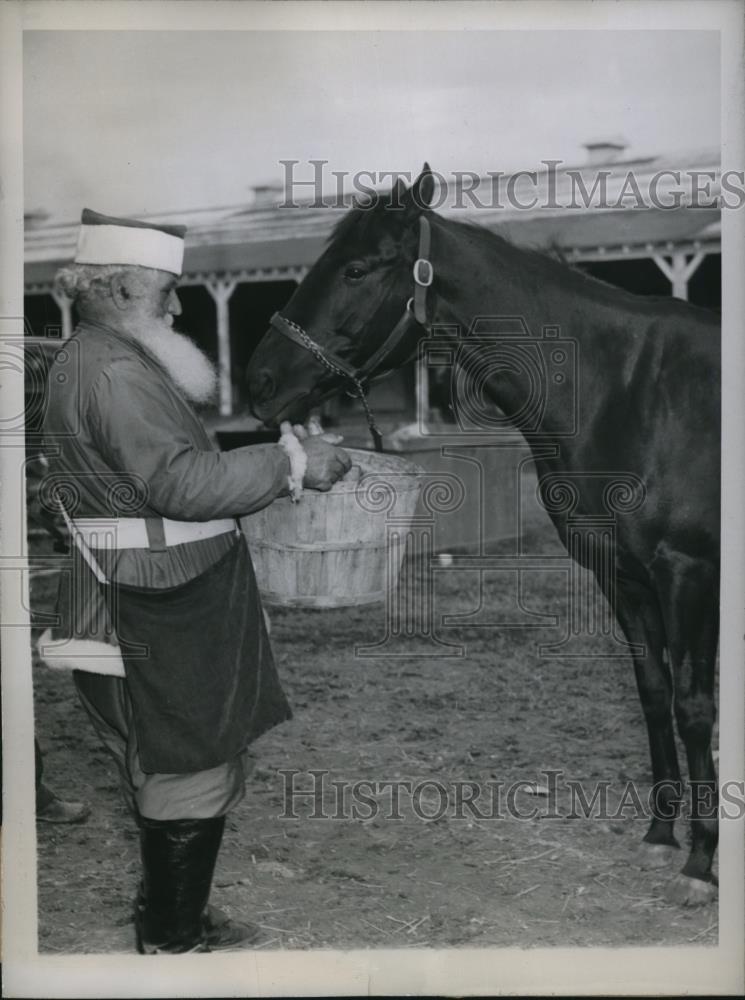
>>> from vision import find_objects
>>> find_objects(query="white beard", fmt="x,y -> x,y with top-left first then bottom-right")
129,320 -> 218,405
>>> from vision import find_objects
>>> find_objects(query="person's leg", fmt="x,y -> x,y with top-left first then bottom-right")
34,739 -> 51,806
132,752 -> 258,953
74,672 -> 257,952
73,673 -> 138,816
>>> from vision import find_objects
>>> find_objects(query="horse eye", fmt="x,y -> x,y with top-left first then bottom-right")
344,264 -> 368,283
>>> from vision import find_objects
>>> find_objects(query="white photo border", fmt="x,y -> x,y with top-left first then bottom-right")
2,1 -> 743,996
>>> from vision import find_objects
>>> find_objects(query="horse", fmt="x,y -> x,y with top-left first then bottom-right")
246,166 -> 721,906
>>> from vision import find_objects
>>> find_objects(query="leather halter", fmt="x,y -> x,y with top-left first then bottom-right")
269,215 -> 433,451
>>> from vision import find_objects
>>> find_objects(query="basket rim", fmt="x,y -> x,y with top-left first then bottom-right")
247,444 -> 426,494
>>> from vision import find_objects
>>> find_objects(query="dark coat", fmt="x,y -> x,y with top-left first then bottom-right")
40,320 -> 292,771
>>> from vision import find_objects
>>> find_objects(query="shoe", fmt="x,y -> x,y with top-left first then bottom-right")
135,816 -> 225,954
36,797 -> 91,824
202,903 -> 262,950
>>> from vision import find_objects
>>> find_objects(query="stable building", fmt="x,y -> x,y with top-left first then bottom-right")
24,140 -> 721,429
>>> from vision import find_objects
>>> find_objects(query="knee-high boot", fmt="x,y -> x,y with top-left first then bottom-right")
135,816 -> 225,954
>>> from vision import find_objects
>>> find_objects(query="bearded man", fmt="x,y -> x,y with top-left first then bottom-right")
39,208 -> 350,953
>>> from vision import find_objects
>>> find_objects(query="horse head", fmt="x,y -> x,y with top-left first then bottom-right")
247,165 -> 436,424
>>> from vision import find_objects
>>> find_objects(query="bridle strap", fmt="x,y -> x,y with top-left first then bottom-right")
352,215 -> 431,384
354,307 -> 417,384
268,313 -> 359,383
412,215 -> 432,326
268,214 -> 433,452
269,312 -> 385,450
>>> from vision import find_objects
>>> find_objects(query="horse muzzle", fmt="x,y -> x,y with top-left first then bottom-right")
247,367 -> 277,410
247,373 -> 313,426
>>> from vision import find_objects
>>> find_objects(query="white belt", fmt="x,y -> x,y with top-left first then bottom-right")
71,517 -> 238,550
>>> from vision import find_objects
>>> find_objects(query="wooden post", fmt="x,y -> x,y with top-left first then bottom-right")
652,251 -> 706,301
50,291 -> 73,340
205,278 -> 237,417
415,353 -> 430,428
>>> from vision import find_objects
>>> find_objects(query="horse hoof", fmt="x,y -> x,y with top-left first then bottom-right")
665,874 -> 717,907
635,842 -> 679,870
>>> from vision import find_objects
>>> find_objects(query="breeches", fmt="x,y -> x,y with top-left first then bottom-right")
74,672 -> 250,820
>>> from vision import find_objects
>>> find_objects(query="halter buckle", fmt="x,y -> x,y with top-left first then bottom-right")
413,258 -> 433,287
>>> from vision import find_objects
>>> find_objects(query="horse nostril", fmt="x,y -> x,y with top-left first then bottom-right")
251,368 -> 276,405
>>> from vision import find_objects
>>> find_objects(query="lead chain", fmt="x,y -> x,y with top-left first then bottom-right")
283,317 -> 352,384
282,316 -> 384,451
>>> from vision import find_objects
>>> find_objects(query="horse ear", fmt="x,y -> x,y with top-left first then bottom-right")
390,176 -> 408,208
410,163 -> 435,210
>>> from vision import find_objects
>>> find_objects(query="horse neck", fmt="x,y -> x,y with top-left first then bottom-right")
429,215 -> 583,332
426,215 -> 640,453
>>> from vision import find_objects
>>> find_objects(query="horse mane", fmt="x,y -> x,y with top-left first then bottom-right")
448,216 -> 718,315
452,216 -> 631,300
328,202 -> 387,248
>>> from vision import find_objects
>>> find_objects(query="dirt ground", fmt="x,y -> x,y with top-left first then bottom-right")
30,521 -> 718,955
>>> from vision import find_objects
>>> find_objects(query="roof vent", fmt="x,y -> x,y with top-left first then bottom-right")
24,209 -> 50,228
250,181 -> 284,208
582,135 -> 629,166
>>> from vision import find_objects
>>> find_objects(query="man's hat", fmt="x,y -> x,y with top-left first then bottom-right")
74,208 -> 187,276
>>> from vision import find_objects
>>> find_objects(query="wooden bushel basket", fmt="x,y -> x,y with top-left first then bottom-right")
240,447 -> 424,608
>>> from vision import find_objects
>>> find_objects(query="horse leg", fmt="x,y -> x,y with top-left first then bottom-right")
612,577 -> 682,867
653,551 -> 719,905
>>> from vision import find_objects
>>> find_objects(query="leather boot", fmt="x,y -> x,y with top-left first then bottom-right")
202,903 -> 261,950
135,816 -> 224,954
